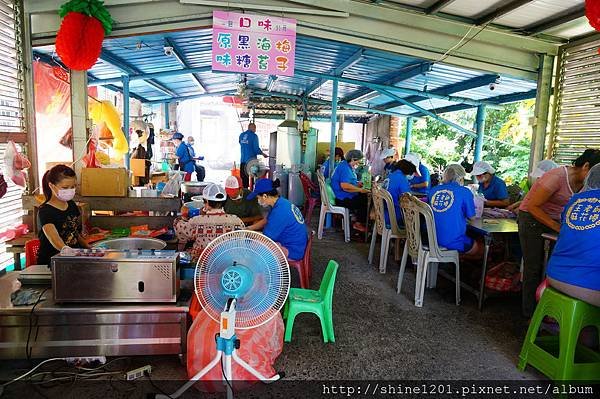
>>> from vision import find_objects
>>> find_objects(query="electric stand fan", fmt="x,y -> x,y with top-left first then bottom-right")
156,230 -> 290,399
245,158 -> 269,190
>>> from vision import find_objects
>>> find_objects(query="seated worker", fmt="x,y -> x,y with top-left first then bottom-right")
471,161 -> 510,208
384,160 -> 416,226
428,164 -> 481,256
404,153 -> 431,195
247,178 -> 308,260
37,164 -> 90,265
172,132 -> 195,182
322,147 -> 344,178
545,163 -> 600,307
507,159 -> 559,213
331,149 -> 370,232
174,183 -> 244,261
380,148 -> 396,178
224,175 -> 264,227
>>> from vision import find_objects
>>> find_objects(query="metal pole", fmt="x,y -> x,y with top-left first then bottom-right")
70,70 -> 88,180
530,54 -> 554,173
164,102 -> 170,129
404,117 -> 413,156
122,75 -> 130,170
474,105 -> 486,162
329,79 -> 339,179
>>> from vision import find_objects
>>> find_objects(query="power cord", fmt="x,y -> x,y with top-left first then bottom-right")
26,288 -> 48,361
220,356 -> 234,396
144,370 -> 173,399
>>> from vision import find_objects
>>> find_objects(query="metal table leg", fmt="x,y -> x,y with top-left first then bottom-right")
364,194 -> 372,243
478,235 -> 492,310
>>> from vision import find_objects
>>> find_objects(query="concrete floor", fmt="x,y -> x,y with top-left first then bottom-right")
0,222 -> 547,398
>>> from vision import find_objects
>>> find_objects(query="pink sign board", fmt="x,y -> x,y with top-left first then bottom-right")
212,11 -> 296,77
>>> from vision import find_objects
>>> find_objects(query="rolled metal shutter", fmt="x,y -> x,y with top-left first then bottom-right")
0,0 -> 25,271
551,39 -> 600,164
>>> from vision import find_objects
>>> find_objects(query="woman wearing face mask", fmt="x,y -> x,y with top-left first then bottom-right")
471,161 -> 510,208
404,153 -> 431,195
37,164 -> 89,265
331,149 -> 370,232
519,149 -> 600,318
246,178 -> 308,260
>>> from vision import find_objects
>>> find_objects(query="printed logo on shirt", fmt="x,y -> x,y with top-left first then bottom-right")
292,204 -> 305,224
565,197 -> 600,231
240,134 -> 249,144
430,190 -> 454,213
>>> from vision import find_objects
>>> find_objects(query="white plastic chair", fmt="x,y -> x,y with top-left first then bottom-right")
316,170 -> 351,243
368,185 -> 406,274
397,193 -> 461,307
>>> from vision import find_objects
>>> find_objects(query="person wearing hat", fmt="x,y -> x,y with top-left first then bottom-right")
323,147 -> 344,178
471,161 -> 509,208
239,122 -> 267,189
428,164 -> 482,256
379,148 -> 396,178
331,149 -> 370,232
172,132 -> 195,182
384,159 -> 415,226
404,153 -> 431,195
224,175 -> 264,226
247,178 -> 308,260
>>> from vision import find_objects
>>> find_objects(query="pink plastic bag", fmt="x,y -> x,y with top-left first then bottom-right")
187,309 -> 284,393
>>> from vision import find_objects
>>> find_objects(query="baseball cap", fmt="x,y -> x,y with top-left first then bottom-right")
224,175 -> 242,197
171,132 -> 184,140
471,161 -> 495,176
380,148 -> 396,160
247,178 -> 275,200
202,183 -> 226,201
403,153 -> 421,176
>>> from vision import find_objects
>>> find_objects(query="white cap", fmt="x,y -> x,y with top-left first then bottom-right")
379,148 -> 396,160
404,153 -> 421,176
530,160 -> 558,179
471,161 -> 495,176
202,183 -> 227,202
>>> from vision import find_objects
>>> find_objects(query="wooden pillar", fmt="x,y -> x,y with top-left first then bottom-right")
70,70 -> 88,181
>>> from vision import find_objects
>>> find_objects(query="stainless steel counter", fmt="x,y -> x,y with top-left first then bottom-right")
0,273 -> 189,361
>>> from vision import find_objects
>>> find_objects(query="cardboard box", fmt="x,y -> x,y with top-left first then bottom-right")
130,158 -> 147,177
81,167 -> 128,197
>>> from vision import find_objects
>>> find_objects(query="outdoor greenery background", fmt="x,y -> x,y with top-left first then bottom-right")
403,100 -> 535,184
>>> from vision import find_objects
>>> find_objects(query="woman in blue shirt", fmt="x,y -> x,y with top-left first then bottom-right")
172,132 -> 195,181
331,149 -> 370,232
428,164 -> 481,256
247,178 -> 308,261
322,147 -> 344,178
545,164 -> 600,307
384,160 -> 415,226
471,161 -> 510,208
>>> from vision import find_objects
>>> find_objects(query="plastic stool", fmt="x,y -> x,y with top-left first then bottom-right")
518,287 -> 600,381
283,260 -> 339,343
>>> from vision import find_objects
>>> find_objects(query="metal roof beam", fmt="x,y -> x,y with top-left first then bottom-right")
426,0 -> 458,15
304,48 -> 364,97
377,74 -> 499,110
341,62 -> 433,103
100,49 -> 179,98
88,66 -> 213,85
164,37 -> 208,92
144,89 -> 236,105
296,68 -> 490,106
523,6 -> 586,36
476,0 -> 535,26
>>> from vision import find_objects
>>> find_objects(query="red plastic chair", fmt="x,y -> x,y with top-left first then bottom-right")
25,238 -> 40,267
299,172 -> 319,225
288,231 -> 314,289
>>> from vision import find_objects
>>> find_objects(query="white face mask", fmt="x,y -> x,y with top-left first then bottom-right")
406,174 -> 414,181
231,193 -> 242,200
56,188 -> 76,202
257,197 -> 270,208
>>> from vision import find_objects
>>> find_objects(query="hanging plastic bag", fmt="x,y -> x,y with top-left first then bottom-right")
59,127 -> 73,149
3,141 -> 30,187
160,172 -> 183,197
83,138 -> 101,168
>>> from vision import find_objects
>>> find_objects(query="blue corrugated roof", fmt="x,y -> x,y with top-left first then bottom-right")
33,27 -> 537,115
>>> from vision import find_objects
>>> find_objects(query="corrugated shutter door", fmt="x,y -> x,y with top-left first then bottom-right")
0,0 -> 24,271
551,39 -> 600,164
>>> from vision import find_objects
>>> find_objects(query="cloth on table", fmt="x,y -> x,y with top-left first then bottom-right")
482,208 -> 516,219
11,288 -> 47,306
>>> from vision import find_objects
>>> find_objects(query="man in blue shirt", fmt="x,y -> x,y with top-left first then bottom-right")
471,161 -> 509,208
380,148 -> 396,178
429,164 -> 481,255
172,132 -> 195,181
384,160 -> 415,226
247,178 -> 308,260
239,122 -> 267,189
545,163 -> 600,307
404,153 -> 431,195
331,149 -> 370,232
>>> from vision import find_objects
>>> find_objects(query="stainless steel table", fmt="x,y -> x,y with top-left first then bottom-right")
468,218 -> 519,310
0,273 -> 189,361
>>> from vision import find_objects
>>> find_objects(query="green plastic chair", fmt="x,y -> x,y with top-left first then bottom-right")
518,287 -> 600,381
283,260 -> 339,343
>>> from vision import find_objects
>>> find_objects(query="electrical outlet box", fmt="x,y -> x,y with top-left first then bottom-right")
65,356 -> 106,366
126,365 -> 152,381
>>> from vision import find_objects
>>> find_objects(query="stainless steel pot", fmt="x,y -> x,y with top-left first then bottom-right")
93,237 -> 167,250
181,181 -> 209,195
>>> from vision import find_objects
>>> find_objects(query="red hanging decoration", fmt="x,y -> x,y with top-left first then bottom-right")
54,1 -> 114,71
585,0 -> 600,54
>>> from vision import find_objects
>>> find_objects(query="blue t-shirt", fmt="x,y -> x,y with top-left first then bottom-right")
331,160 -> 358,201
384,170 -> 411,226
263,197 -> 308,261
478,175 -> 508,201
322,158 -> 339,178
239,130 -> 262,163
186,143 -> 196,158
410,164 -> 431,195
176,143 -> 195,173
546,190 -> 600,290
428,182 -> 476,252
